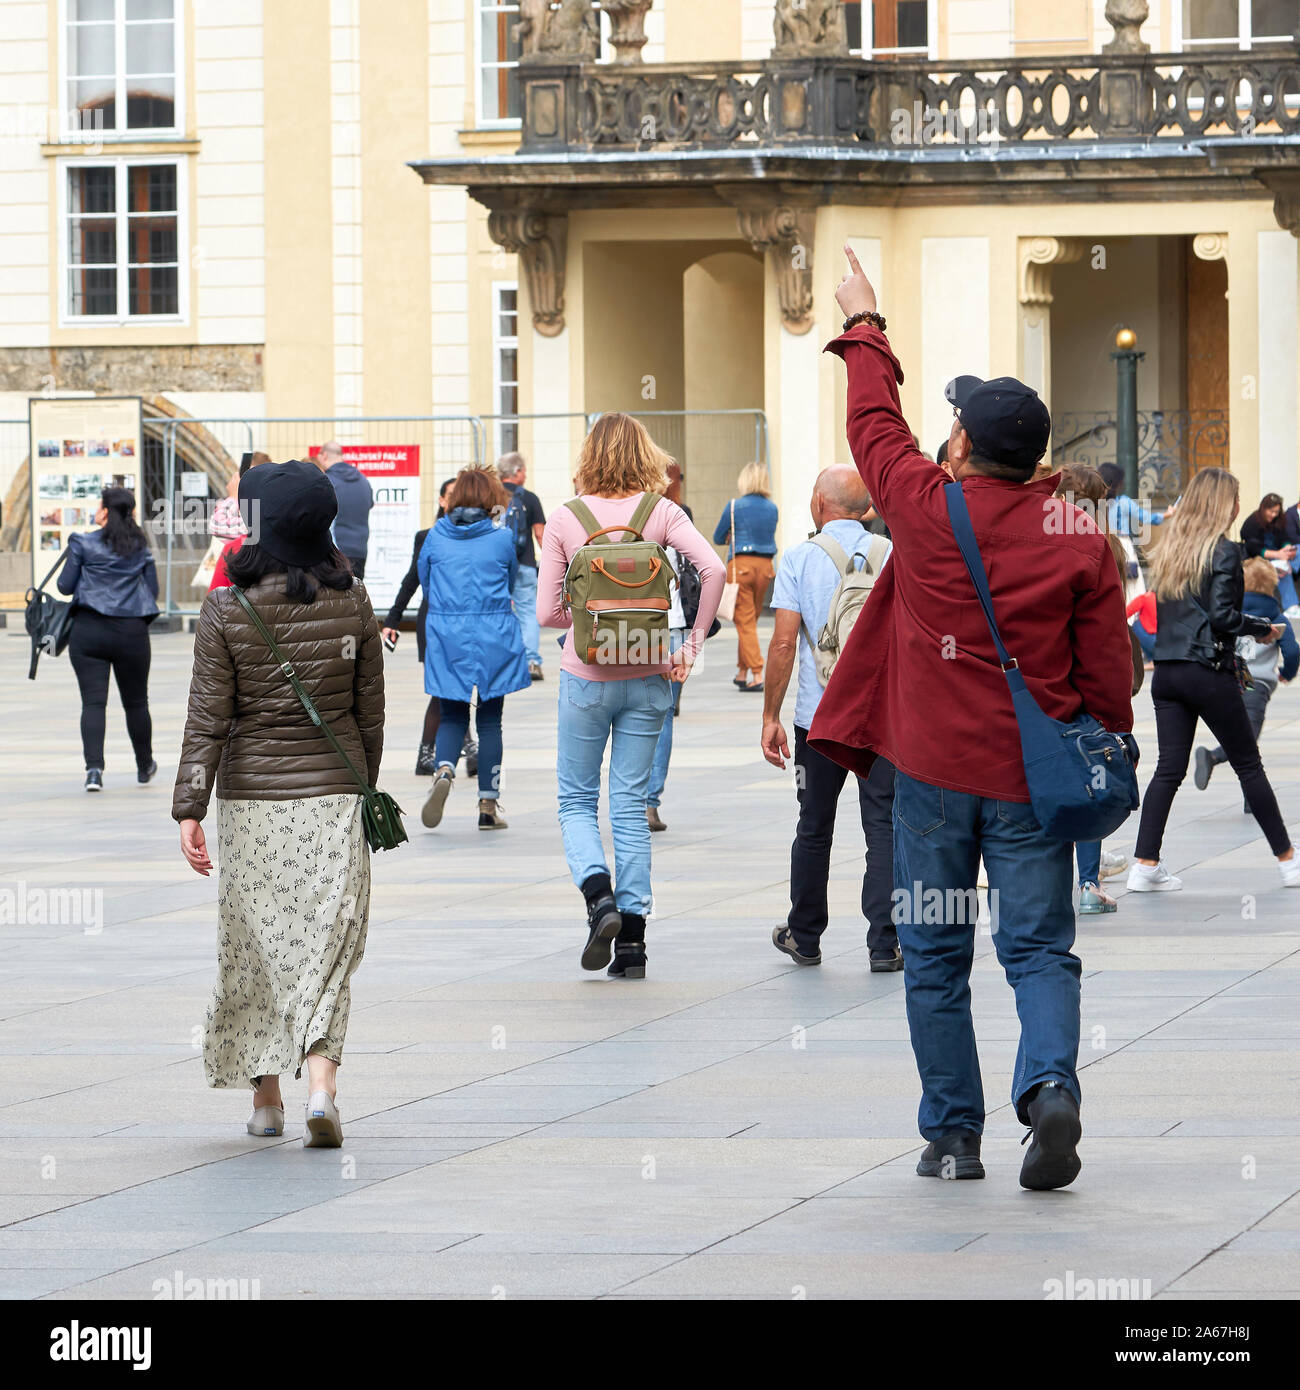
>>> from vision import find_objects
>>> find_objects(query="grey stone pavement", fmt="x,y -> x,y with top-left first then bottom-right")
1,615 -> 1298,1302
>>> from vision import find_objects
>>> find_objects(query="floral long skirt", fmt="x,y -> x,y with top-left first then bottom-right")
203,794 -> 370,1089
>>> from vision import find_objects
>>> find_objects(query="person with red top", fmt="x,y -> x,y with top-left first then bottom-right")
811,247 -> 1134,1191
1127,589 -> 1156,665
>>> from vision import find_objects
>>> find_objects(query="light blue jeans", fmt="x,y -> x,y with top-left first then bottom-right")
512,563 -> 541,666
557,670 -> 673,914
647,629 -> 684,808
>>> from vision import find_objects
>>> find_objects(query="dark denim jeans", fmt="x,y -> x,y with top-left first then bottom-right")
892,771 -> 1082,1140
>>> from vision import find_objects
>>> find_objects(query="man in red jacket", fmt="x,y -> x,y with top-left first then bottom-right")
811,248 -> 1134,1191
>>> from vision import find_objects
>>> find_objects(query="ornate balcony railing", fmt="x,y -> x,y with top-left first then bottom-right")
521,44 -> 1300,152
1052,410 -> 1230,504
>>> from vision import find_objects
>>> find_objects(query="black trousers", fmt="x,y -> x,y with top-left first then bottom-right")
789,727 -> 897,954
67,611 -> 153,771
1134,660 -> 1290,859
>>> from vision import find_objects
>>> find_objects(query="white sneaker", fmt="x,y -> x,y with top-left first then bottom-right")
1099,849 -> 1129,879
1126,861 -> 1182,892
1284,605 -> 1300,620
1279,856 -> 1300,888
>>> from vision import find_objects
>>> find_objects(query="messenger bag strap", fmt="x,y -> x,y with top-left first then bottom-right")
36,547 -> 71,593
943,480 -> 1017,672
228,585 -> 374,798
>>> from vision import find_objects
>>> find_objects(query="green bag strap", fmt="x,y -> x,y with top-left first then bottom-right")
228,585 -> 374,799
564,498 -> 605,540
627,490 -> 663,537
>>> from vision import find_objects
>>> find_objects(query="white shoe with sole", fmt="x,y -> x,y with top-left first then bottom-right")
1126,861 -> 1182,892
303,1091 -> 342,1148
246,1105 -> 284,1137
1099,849 -> 1129,879
1279,856 -> 1300,888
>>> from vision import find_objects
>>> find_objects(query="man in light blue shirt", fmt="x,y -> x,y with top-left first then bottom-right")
760,466 -> 900,972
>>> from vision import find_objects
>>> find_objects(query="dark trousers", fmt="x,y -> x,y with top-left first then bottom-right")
788,727 -> 896,954
1209,680 -> 1272,762
435,696 -> 503,798
347,555 -> 366,580
67,611 -> 153,771
1134,661 -> 1291,859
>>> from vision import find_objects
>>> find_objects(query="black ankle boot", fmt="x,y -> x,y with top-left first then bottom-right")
581,875 -> 620,972
608,941 -> 646,979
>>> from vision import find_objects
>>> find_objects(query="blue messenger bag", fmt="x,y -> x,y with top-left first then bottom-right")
944,480 -> 1140,842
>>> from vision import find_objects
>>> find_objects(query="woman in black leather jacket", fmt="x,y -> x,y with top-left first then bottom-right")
57,487 -> 159,791
1128,468 -> 1298,892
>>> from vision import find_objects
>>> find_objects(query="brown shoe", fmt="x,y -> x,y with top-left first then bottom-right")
646,806 -> 667,832
478,798 -> 508,830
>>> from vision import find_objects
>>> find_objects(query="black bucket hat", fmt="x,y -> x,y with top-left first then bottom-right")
238,459 -> 338,567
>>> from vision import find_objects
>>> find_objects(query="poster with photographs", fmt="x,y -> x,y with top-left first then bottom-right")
27,396 -> 143,581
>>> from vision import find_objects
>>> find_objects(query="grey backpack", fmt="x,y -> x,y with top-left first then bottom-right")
804,532 -> 890,686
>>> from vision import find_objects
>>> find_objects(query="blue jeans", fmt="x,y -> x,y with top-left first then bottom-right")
892,771 -> 1081,1139
646,629 -> 684,808
1132,620 -> 1155,660
512,563 -> 541,665
557,671 -> 673,914
435,695 -> 503,797
1076,841 -> 1101,886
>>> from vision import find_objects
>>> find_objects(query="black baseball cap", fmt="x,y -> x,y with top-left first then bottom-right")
945,374 -> 1051,473
238,459 -> 338,567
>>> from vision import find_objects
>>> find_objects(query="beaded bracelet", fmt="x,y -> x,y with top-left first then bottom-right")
842,310 -> 887,334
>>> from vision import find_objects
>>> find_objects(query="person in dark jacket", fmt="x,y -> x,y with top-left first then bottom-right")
317,441 -> 374,578
1193,555 -> 1298,805
1128,468 -> 1298,892
818,248 -> 1135,1192
1239,492 -> 1299,612
418,466 -> 530,832
57,487 -> 159,791
173,459 -> 384,1149
381,479 -> 477,775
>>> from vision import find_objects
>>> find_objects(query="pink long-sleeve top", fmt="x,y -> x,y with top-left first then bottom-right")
538,492 -> 726,681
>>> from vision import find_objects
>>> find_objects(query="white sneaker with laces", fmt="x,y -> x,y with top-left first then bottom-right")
1279,856 -> 1300,888
1126,861 -> 1182,892
1099,850 -> 1129,879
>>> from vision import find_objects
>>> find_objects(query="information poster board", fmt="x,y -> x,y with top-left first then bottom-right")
308,444 -> 421,614
28,396 -> 143,582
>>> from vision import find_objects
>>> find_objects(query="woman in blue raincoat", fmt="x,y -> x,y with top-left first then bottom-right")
418,466 -> 530,831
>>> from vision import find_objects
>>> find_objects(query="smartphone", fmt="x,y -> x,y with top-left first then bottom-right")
382,633 -> 397,653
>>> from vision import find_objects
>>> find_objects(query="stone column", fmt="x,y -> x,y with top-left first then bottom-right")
1260,171 -> 1300,508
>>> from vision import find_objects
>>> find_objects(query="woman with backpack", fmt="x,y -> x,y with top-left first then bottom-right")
538,415 -> 724,978
418,466 -> 531,832
1126,467 -> 1299,892
58,486 -> 159,791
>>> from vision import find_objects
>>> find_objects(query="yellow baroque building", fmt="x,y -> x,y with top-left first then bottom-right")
2,1 -> 1299,601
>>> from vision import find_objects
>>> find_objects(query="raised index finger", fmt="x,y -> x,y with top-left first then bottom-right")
844,244 -> 864,276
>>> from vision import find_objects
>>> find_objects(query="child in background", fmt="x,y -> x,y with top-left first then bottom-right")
1127,589 -> 1156,666
1194,556 -> 1298,804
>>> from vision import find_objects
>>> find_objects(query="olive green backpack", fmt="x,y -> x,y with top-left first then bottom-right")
563,492 -> 676,667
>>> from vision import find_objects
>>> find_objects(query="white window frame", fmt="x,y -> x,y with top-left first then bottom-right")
60,0 -> 186,142
475,0 -> 522,129
846,1 -> 939,60
492,281 -> 520,459
59,154 -> 188,327
1173,1 -> 1295,51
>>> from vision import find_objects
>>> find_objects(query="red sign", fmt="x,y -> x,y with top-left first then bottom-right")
308,444 -> 419,476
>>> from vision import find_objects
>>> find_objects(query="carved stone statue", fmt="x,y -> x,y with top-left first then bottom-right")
773,0 -> 849,59
1103,0 -> 1150,55
515,0 -> 600,64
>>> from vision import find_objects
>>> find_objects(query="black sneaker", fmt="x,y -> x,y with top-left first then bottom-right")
582,894 -> 621,971
1193,746 -> 1214,791
916,1130 -> 985,1180
1019,1081 -> 1082,1191
414,742 -> 437,776
608,941 -> 646,979
869,945 -> 903,973
84,769 -> 103,793
137,760 -> 157,785
772,926 -> 820,966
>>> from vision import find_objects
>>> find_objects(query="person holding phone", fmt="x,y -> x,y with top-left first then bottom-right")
1240,492 -> 1300,612
1127,468 -> 1298,892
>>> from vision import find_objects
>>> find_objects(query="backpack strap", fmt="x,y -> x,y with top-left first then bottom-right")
864,533 -> 891,576
564,497 -> 603,540
627,490 -> 663,538
807,532 -> 854,575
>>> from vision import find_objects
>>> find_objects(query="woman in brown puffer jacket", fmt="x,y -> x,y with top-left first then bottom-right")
172,460 -> 384,1149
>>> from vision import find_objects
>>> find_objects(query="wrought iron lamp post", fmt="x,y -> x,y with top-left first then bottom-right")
1111,327 -> 1145,498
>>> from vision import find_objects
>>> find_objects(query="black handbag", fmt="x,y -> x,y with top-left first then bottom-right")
229,585 -> 408,853
24,550 -> 76,680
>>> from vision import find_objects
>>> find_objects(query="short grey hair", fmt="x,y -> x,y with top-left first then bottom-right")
497,452 -> 526,482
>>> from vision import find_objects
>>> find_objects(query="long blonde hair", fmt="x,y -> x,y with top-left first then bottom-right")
737,462 -> 771,497
1146,467 -> 1239,600
574,413 -> 672,497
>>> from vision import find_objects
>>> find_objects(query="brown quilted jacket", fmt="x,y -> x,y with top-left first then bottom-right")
171,576 -> 385,822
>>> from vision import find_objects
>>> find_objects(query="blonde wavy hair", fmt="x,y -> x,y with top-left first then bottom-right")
737,462 -> 772,497
1145,467 -> 1239,601
574,413 -> 672,498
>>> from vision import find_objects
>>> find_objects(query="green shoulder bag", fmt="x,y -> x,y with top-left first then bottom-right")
229,585 -> 408,853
